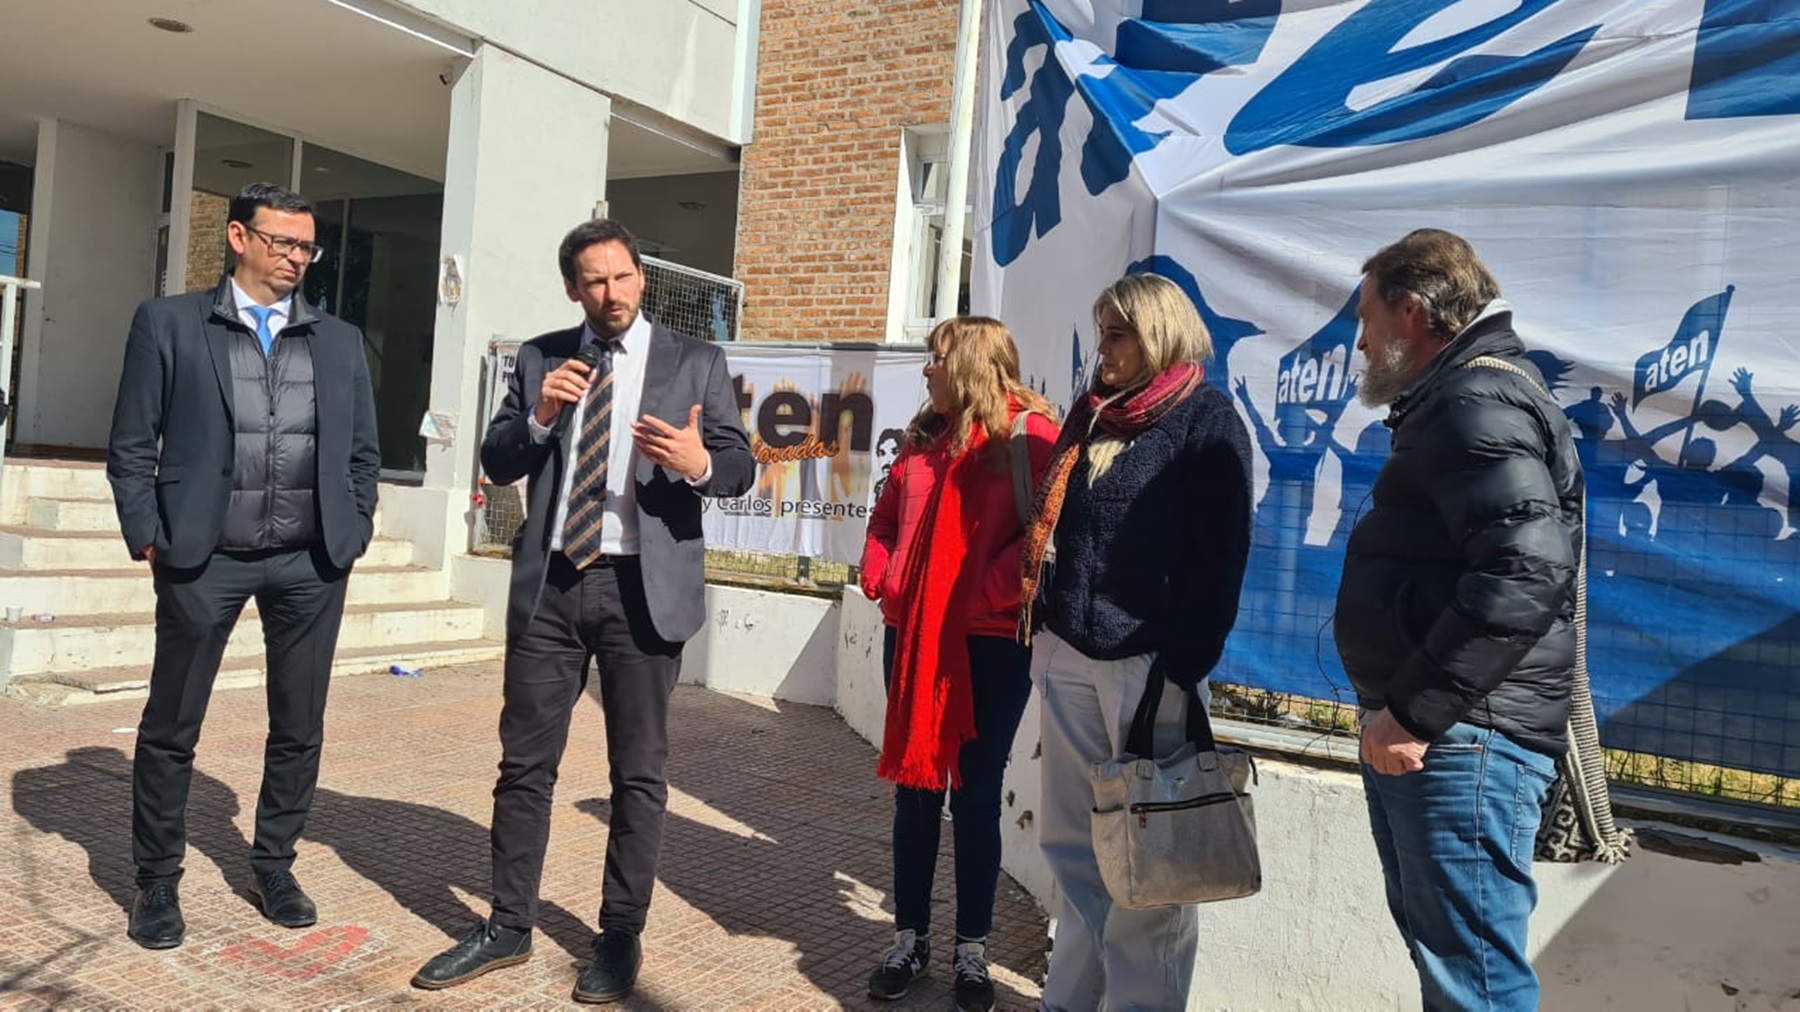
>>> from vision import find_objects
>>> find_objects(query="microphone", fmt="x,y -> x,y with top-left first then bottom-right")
549,341 -> 607,438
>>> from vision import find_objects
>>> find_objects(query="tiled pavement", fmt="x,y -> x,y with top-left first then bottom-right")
0,664 -> 1047,1010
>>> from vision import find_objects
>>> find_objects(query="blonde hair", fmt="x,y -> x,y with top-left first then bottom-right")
907,316 -> 1055,471
1084,274 -> 1211,482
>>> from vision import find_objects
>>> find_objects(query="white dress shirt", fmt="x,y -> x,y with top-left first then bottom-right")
229,277 -> 292,345
528,313 -> 711,558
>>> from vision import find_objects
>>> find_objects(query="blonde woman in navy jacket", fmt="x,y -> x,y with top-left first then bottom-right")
1018,273 -> 1252,1011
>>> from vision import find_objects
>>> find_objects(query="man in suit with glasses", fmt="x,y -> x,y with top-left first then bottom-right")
107,181 -> 380,949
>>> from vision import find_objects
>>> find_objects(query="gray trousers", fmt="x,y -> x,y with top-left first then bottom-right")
1033,632 -> 1208,1012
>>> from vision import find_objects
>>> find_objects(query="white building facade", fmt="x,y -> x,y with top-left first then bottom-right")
1,0 -> 753,558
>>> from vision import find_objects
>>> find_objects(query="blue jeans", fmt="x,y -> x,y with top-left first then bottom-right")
1362,720 -> 1557,1012
884,626 -> 1033,940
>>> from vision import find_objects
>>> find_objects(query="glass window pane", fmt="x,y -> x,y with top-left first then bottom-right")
188,113 -> 293,292
300,143 -> 443,479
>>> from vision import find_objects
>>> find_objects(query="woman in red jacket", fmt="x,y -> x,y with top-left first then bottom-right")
860,316 -> 1058,1011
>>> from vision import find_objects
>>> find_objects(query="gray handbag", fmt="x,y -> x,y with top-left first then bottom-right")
1089,668 -> 1261,908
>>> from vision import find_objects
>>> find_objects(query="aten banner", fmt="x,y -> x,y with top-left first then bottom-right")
974,0 -> 1800,776
703,345 -> 927,564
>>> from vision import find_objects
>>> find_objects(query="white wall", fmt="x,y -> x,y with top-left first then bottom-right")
608,171 -> 739,278
447,555 -> 838,706
681,584 -> 837,704
398,0 -> 745,142
386,44 -> 611,566
17,119 -> 159,450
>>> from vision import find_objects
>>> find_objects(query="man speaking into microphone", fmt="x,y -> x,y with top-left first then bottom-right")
412,219 -> 751,1003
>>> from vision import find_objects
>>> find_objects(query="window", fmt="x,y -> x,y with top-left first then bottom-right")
890,128 -> 971,343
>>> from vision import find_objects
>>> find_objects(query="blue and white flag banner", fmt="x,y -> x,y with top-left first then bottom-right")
974,0 -> 1800,777
703,345 -> 927,565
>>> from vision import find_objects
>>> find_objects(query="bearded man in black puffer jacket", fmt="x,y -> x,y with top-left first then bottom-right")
1336,229 -> 1583,1012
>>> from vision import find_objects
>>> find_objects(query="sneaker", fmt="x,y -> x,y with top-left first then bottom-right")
953,940 -> 996,1012
867,928 -> 930,1000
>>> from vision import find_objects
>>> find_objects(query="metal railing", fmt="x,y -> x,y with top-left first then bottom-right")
1206,684 -> 1799,817
0,273 -> 43,485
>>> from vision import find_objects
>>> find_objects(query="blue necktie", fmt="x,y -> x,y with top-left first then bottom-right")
247,305 -> 276,356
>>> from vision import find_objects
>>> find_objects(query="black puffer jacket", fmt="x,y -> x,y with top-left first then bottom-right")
1334,308 -> 1583,756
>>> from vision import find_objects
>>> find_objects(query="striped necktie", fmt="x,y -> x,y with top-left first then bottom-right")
561,344 -> 616,570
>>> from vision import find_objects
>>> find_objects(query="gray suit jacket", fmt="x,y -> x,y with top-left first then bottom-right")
481,318 -> 753,643
106,276 -> 381,570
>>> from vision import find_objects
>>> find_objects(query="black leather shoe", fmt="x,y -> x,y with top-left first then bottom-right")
247,868 -> 317,928
411,919 -> 533,990
572,929 -> 642,1004
127,881 -> 185,949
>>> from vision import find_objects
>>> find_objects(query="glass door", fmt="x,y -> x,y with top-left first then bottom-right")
299,144 -> 442,480
174,108 -> 443,482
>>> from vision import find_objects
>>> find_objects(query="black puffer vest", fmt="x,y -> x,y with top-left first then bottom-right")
218,330 -> 320,551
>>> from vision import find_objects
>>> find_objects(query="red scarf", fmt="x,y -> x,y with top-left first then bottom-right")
1019,362 -> 1204,641
876,425 -> 991,790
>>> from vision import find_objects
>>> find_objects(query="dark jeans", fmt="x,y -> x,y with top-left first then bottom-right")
135,547 -> 349,884
1363,721 -> 1557,1012
883,626 -> 1033,940
489,553 -> 682,935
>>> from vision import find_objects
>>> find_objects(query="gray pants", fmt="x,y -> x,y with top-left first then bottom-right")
1033,632 -> 1206,1012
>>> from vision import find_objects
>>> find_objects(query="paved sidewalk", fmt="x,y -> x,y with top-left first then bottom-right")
0,664 -> 1047,1010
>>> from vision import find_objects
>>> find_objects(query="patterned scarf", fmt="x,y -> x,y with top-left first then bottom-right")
1018,362 -> 1204,643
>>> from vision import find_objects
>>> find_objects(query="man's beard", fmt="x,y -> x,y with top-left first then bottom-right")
1358,340 -> 1421,408
589,304 -> 637,338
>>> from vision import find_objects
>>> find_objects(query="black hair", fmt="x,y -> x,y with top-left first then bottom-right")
558,218 -> 643,283
228,182 -> 312,226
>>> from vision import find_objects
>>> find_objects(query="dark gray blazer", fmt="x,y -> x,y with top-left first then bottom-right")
481,319 -> 753,644
106,277 -> 381,571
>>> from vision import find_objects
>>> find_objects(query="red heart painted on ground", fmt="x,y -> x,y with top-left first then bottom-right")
220,925 -> 370,980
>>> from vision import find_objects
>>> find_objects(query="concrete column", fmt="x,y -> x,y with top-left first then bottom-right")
17,119 -> 160,450
381,44 -> 610,568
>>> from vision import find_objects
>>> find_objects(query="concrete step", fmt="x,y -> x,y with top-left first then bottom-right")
0,600 -> 488,680
0,463 -> 111,524
0,527 -> 137,570
1,462 -> 389,532
7,638 -> 506,705
26,497 -> 120,533
0,563 -> 447,618
0,529 -> 413,571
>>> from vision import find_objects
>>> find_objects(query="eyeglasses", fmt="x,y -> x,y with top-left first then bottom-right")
243,225 -> 326,264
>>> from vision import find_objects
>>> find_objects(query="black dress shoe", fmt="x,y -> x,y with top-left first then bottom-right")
247,868 -> 317,928
572,929 -> 642,1004
127,881 -> 185,949
412,919 -> 533,990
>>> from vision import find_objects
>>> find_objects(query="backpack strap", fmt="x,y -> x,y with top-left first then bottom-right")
1010,410 -> 1034,529
1464,354 -> 1548,396
1464,354 -> 1628,862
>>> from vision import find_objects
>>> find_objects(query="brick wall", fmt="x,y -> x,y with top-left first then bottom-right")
735,0 -> 958,343
187,191 -> 229,292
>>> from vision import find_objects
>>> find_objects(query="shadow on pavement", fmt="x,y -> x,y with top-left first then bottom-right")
302,784 -> 596,964
572,686 -> 1046,1009
10,745 -> 247,913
